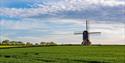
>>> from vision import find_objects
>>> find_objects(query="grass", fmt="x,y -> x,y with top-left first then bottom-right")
0,45 -> 125,63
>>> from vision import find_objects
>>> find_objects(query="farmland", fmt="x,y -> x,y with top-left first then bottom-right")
0,45 -> 125,63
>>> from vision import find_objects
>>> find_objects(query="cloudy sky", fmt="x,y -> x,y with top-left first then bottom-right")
0,0 -> 125,44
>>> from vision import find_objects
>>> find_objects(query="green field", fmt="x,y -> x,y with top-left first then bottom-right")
0,46 -> 125,63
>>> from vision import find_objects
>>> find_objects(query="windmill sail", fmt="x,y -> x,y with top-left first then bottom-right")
89,32 -> 101,34
86,20 -> 88,31
74,32 -> 83,35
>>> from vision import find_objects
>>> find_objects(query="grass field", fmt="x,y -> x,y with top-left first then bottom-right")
0,46 -> 125,63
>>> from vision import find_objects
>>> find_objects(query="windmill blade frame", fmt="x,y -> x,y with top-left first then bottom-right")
74,33 -> 83,35
89,32 -> 101,34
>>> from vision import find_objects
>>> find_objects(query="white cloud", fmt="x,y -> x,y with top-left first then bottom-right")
48,18 -> 84,26
0,19 -> 47,30
0,35 -> 10,41
89,22 -> 125,45
13,34 -> 82,44
0,0 -> 124,18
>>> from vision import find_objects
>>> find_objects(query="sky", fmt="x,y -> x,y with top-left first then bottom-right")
0,0 -> 125,45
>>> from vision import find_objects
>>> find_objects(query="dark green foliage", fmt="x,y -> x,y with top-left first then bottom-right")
34,53 -> 39,55
2,40 -> 10,45
0,40 -> 25,46
0,40 -> 57,47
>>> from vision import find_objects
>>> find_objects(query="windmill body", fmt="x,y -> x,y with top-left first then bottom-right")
82,31 -> 91,45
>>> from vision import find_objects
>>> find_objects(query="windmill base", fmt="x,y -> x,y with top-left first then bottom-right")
81,40 -> 91,46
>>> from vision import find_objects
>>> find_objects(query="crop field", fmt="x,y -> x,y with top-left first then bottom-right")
0,45 -> 125,63
0,46 -> 16,48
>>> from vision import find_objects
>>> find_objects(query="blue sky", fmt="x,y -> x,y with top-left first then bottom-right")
0,0 -> 125,44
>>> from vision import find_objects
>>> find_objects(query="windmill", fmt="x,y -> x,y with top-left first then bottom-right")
74,20 -> 101,46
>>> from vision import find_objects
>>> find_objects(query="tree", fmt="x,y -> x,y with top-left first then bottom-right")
9,41 -> 16,45
16,41 -> 25,46
2,40 -> 10,45
35,43 -> 39,46
40,41 -> 57,46
47,42 -> 57,45
0,40 -> 2,45
40,42 -> 46,45
45,42 -> 57,46
0,41 -> 2,45
26,42 -> 33,46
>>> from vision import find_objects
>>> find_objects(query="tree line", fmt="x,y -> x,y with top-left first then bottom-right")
0,40 -> 57,46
